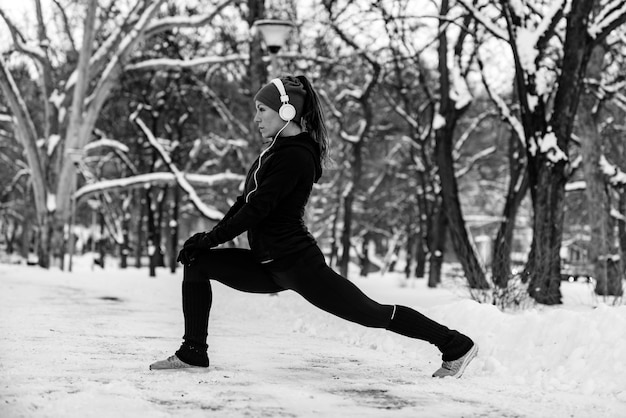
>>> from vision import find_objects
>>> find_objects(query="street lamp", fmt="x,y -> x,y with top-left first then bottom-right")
253,19 -> 294,77
66,148 -> 84,272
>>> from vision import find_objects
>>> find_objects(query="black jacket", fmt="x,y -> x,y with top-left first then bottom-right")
206,132 -> 322,262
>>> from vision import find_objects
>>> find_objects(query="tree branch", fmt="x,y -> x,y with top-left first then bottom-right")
144,0 -> 235,37
131,113 -> 224,221
0,9 -> 46,63
456,0 -> 509,41
51,0 -> 77,53
589,1 -> 626,44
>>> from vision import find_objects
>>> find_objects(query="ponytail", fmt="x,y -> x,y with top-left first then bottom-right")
295,75 -> 330,166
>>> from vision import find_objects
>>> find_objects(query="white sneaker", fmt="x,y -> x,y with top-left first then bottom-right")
149,355 -> 205,370
432,343 -> 479,378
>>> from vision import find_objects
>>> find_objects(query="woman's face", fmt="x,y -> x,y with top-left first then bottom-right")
254,101 -> 285,139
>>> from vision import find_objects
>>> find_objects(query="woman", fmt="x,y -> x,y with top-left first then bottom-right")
150,75 -> 479,378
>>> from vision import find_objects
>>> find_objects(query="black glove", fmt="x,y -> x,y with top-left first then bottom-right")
176,232 -> 218,265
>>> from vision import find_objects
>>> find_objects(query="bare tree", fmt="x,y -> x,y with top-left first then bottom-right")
434,0 -> 489,288
0,0 -> 234,267
322,2 -> 382,277
459,0 -> 626,303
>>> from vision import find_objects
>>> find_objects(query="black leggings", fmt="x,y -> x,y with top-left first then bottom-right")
177,245 -> 473,365
185,245 -> 394,327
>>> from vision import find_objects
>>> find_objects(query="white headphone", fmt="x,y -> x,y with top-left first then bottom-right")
245,79 -> 296,203
271,78 -> 296,121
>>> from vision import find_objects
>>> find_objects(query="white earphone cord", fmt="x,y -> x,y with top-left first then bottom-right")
245,121 -> 290,203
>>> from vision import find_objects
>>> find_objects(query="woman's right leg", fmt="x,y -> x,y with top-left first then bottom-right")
176,248 -> 284,366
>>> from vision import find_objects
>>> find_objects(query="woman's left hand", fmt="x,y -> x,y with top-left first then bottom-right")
176,232 -> 218,265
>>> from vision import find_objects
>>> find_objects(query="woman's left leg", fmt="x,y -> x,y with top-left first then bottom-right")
269,246 -> 474,362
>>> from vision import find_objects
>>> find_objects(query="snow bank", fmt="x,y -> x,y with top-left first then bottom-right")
1,259 -> 624,417
288,273 -> 626,400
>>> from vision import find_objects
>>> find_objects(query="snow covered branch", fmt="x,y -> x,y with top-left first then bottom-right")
339,120 -> 368,144
478,54 -> 526,146
456,146 -> 497,178
588,1 -> 626,41
599,155 -> 626,187
63,0 -> 147,99
454,110 -> 497,157
74,172 -> 244,201
124,54 -> 248,71
84,138 -> 130,154
131,115 -> 225,220
0,9 -> 47,63
564,181 -> 586,192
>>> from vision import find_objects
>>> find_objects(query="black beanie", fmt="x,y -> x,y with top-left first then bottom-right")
254,76 -> 306,123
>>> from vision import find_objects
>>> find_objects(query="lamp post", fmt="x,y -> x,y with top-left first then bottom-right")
252,19 -> 294,78
66,149 -> 83,272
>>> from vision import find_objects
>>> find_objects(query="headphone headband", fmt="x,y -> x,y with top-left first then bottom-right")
270,78 -> 296,121
271,78 -> 289,103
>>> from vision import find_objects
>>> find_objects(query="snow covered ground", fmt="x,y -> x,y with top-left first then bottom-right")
1,256 -> 625,417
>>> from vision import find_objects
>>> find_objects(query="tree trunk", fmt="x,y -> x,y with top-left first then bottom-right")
492,131 -> 528,287
428,208 -> 447,288
339,182 -> 355,278
146,188 -> 157,277
617,189 -> 626,277
55,0 -> 98,269
97,210 -> 106,269
169,187 -> 180,273
0,61 -> 49,267
435,0 -> 488,289
329,185 -> 342,267
515,0 -> 597,304
404,223 -> 414,278
340,141 -> 363,278
579,44 -> 622,297
435,124 -> 489,289
135,190 -> 146,268
581,134 -> 622,298
359,233 -> 371,277
415,233 -> 427,278
20,218 -> 30,260
525,161 -> 567,304
120,197 -> 130,269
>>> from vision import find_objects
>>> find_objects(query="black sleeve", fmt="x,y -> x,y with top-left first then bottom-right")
206,149 -> 309,245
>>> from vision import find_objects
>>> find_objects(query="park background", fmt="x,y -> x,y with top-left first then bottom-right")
1,0 -> 625,416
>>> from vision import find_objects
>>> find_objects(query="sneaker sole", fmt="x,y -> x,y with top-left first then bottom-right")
452,343 -> 479,378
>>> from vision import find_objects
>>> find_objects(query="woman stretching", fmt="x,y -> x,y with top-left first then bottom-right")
150,75 -> 479,378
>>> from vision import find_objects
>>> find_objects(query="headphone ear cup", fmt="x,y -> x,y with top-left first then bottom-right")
279,103 -> 296,121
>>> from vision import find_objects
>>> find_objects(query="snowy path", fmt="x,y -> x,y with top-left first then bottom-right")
0,262 -> 624,417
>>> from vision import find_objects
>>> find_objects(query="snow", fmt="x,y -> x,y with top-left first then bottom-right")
526,93 -> 538,111
47,134 -> 61,157
508,0 -> 526,19
565,180 -> 586,192
516,29 -> 539,75
538,131 -> 568,163
46,193 -> 56,213
432,113 -> 446,130
450,59 -> 472,110
1,258 -> 625,417
600,155 -> 626,186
